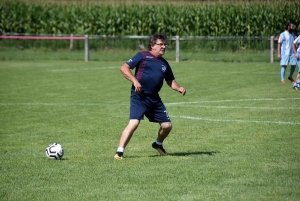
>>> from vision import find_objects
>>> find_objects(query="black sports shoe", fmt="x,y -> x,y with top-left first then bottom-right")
152,142 -> 167,156
114,152 -> 123,160
288,77 -> 295,84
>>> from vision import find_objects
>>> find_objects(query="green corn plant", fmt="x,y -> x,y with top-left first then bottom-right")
0,1 -> 299,37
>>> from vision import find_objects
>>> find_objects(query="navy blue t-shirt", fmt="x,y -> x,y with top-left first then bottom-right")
126,51 -> 175,95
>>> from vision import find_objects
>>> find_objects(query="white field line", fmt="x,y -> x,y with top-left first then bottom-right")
1,98 -> 299,124
214,72 -> 278,74
47,67 -> 277,74
167,105 -> 300,110
166,98 -> 300,125
251,72 -> 278,74
1,98 -> 299,108
0,102 -> 113,106
166,98 -> 300,105
49,66 -> 120,72
171,116 -> 300,125
1,102 -> 298,110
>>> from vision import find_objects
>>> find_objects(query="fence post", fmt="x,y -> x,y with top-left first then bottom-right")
175,35 -> 180,62
270,36 -> 274,63
70,33 -> 73,51
85,35 -> 89,62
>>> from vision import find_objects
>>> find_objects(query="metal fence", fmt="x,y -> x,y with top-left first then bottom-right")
0,35 -> 278,62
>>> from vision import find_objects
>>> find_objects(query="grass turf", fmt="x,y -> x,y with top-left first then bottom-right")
0,56 -> 299,200
0,47 -> 271,62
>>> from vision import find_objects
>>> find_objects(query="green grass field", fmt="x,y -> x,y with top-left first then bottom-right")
0,51 -> 299,200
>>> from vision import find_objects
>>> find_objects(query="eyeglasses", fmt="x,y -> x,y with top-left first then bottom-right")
155,43 -> 167,47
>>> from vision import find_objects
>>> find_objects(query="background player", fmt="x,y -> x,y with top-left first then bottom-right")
292,33 -> 300,89
277,22 -> 297,84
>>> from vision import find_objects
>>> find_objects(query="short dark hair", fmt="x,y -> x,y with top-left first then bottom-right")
148,33 -> 167,50
285,22 -> 294,30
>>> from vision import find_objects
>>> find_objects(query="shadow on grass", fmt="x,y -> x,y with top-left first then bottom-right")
124,151 -> 219,159
142,151 -> 219,158
168,151 -> 218,156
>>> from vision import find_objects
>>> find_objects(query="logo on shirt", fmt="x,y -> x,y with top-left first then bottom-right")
162,65 -> 166,72
127,59 -> 133,63
146,56 -> 153,58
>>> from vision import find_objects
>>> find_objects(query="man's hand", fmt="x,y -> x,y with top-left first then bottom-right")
277,54 -> 281,59
178,87 -> 186,96
133,81 -> 142,94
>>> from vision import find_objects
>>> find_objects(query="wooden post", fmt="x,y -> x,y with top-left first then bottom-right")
270,36 -> 274,63
85,35 -> 89,62
70,33 -> 73,51
176,35 -> 180,62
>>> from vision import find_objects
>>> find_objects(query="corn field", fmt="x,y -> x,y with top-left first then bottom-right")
0,1 -> 299,37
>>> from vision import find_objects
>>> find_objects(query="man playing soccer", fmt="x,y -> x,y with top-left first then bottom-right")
292,33 -> 300,90
114,33 -> 186,159
277,22 -> 297,84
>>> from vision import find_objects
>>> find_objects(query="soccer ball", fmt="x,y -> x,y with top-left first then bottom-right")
46,143 -> 64,160
293,83 -> 300,90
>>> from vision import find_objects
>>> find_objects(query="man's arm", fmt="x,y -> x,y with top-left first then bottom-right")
277,33 -> 283,59
166,80 -> 186,96
277,43 -> 282,59
120,63 -> 142,94
292,43 -> 298,59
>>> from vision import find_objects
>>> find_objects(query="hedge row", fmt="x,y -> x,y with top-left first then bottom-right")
0,1 -> 299,37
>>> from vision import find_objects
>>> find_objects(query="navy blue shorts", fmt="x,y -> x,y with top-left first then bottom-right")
129,91 -> 170,122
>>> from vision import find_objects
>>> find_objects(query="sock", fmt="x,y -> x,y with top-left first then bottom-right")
117,147 -> 124,153
297,79 -> 300,84
155,139 -> 163,145
289,67 -> 295,78
281,67 -> 286,81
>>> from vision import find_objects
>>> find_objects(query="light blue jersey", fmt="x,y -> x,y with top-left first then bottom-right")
294,35 -> 300,56
279,31 -> 297,66
278,30 -> 294,56
293,35 -> 300,73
